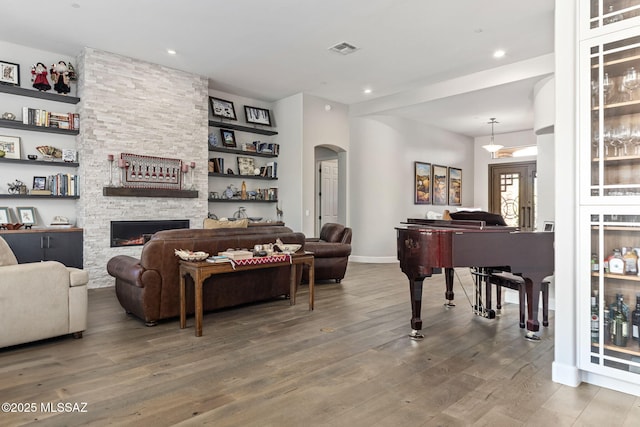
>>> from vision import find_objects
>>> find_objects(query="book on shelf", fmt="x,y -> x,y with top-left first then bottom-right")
21,108 -> 79,130
47,173 -> 79,196
29,189 -> 52,195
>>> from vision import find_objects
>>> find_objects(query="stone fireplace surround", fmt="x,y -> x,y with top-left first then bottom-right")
77,48 -> 209,288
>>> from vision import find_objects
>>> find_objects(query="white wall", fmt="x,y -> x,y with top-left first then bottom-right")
349,115 -> 474,262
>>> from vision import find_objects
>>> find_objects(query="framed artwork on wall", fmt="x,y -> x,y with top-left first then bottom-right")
0,60 -> 20,86
0,207 -> 11,224
0,135 -> 21,159
448,167 -> 462,206
414,162 -> 431,204
220,129 -> 236,147
432,164 -> 448,205
209,96 -> 237,120
244,106 -> 272,126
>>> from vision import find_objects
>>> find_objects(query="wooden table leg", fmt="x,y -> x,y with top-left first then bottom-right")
289,262 -> 297,306
195,271 -> 204,337
179,270 -> 187,329
308,258 -> 314,310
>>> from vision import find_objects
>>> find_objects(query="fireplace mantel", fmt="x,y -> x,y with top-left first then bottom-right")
103,187 -> 198,198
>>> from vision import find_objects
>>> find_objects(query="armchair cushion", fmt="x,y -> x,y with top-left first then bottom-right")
0,235 -> 18,266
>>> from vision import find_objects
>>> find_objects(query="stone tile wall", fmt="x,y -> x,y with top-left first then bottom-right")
77,48 -> 209,288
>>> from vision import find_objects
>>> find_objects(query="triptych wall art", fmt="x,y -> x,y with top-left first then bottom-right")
414,162 -> 461,206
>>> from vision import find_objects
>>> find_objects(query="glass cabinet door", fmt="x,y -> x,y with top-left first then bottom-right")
586,212 -> 640,377
587,29 -> 640,199
588,1 -> 640,30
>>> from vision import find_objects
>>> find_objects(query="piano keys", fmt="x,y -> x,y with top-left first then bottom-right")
396,218 -> 554,340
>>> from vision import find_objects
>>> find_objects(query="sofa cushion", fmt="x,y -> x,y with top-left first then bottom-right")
203,218 -> 249,229
68,267 -> 89,287
0,236 -> 18,266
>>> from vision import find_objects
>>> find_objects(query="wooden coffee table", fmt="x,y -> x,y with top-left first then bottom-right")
179,252 -> 314,336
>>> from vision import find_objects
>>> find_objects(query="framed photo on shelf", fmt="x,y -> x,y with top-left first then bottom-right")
414,162 -> 431,204
0,60 -> 20,86
0,207 -> 11,224
244,106 -> 272,126
33,176 -> 47,190
543,221 -> 555,232
17,207 -> 36,225
209,96 -> 237,120
220,129 -> 236,147
237,156 -> 255,176
432,164 -> 448,205
0,135 -> 21,159
448,167 -> 462,206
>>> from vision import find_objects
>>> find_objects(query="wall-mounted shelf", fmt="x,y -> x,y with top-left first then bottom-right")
0,157 -> 78,168
0,119 -> 79,135
208,172 -> 277,180
208,120 -> 278,136
0,84 -> 80,104
0,194 -> 79,199
103,187 -> 198,198
208,198 -> 277,203
208,146 -> 277,158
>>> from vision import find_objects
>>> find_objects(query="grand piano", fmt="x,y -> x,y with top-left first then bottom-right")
396,217 -> 554,340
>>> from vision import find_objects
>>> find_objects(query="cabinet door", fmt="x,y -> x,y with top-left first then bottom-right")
581,27 -> 640,202
585,1 -> 640,33
44,231 -> 83,268
1,233 -> 45,263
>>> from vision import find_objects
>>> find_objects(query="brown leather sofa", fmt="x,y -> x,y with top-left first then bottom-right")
302,223 -> 352,283
106,226 -> 305,325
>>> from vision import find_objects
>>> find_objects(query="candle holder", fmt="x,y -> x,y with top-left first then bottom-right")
189,162 -> 196,191
118,159 -> 127,187
107,155 -> 114,187
181,163 -> 189,190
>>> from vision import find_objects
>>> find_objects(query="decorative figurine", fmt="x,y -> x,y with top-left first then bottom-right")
50,61 -> 75,94
31,62 -> 51,91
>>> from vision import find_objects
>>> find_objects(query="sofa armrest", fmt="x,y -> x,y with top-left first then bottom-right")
340,228 -> 352,244
107,255 -> 147,288
67,267 -> 89,287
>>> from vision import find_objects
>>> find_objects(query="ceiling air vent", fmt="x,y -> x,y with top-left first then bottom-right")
328,42 -> 359,55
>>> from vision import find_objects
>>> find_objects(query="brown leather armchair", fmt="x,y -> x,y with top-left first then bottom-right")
303,223 -> 352,283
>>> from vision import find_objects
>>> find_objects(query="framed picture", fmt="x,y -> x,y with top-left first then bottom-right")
0,207 -> 11,224
0,60 -> 20,86
209,96 -> 237,120
414,162 -> 431,204
0,135 -> 21,159
448,167 -> 462,206
220,129 -> 236,147
432,164 -> 448,205
543,221 -> 555,232
17,207 -> 36,225
244,106 -> 272,126
33,176 -> 47,190
237,156 -> 255,176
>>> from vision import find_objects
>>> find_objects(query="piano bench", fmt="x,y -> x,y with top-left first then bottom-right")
488,271 -> 549,328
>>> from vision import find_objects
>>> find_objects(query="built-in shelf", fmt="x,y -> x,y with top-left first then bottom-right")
208,146 -> 277,158
208,172 -> 277,180
208,120 -> 278,136
208,198 -> 277,203
0,84 -> 80,104
0,119 -> 79,135
103,187 -> 198,198
0,157 -> 78,167
0,194 -> 79,199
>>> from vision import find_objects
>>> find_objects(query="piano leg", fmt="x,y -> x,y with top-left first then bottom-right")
524,276 -> 542,341
444,267 -> 455,307
409,277 -> 425,339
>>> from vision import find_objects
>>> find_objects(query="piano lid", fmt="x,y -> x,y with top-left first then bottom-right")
402,218 -> 518,231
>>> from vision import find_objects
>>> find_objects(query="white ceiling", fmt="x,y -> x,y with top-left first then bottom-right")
0,0 -> 555,137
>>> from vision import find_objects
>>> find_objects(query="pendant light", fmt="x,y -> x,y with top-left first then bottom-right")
482,118 -> 503,158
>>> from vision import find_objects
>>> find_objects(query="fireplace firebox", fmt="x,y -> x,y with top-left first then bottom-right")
110,219 -> 189,247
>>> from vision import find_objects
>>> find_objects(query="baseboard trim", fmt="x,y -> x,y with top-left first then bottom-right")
349,256 -> 398,264
552,361 -> 582,387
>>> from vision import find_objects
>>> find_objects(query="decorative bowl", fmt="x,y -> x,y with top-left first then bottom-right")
277,243 -> 302,253
248,217 -> 263,222
27,154 -> 38,160
174,249 -> 209,261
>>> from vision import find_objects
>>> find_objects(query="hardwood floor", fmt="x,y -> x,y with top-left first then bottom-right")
1,262 -> 639,426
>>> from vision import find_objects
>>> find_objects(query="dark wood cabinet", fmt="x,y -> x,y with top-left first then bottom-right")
0,228 -> 83,268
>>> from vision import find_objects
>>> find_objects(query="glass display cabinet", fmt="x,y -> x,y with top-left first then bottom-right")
579,0 -> 640,385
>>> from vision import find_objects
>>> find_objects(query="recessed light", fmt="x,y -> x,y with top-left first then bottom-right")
493,49 -> 506,59
167,49 -> 177,55
363,88 -> 372,94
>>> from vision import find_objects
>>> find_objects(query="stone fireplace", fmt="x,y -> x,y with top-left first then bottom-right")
110,219 -> 189,247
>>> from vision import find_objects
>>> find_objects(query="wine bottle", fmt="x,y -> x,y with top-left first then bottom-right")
632,293 -> 640,342
612,294 -> 629,347
591,294 -> 599,343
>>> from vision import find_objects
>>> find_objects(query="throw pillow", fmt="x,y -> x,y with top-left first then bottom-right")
0,236 -> 18,266
203,218 -> 249,229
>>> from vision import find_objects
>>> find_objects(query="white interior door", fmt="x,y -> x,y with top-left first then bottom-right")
320,159 -> 339,228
